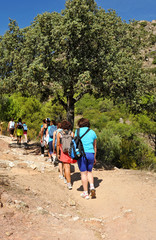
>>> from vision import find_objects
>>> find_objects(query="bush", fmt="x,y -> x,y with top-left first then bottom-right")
139,21 -> 147,27
0,93 -> 65,140
152,57 -> 156,64
97,128 -> 121,167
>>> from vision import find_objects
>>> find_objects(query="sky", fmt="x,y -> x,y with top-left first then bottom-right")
0,0 -> 156,36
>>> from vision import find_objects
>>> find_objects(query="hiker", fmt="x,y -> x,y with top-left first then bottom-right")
56,120 -> 76,190
23,122 -> 28,143
40,119 -> 47,157
8,118 -> 15,140
16,118 -> 23,144
46,119 -> 56,162
75,118 -> 97,199
53,122 -> 63,173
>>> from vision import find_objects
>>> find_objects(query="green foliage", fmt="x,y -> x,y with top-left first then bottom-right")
152,57 -> 156,64
0,93 -> 65,140
139,21 -> 148,27
76,94 -> 156,170
0,0 -> 149,125
119,136 -> 155,169
97,128 -> 121,167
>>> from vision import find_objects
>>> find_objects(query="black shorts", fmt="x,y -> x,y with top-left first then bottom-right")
9,128 -> 14,135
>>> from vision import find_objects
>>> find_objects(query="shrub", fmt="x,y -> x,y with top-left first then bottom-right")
97,128 -> 121,167
152,57 -> 156,64
139,21 -> 147,27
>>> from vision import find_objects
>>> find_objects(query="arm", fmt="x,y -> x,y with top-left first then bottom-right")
56,133 -> 60,159
7,122 -> 10,131
40,127 -> 44,142
93,139 -> 97,164
53,131 -> 56,153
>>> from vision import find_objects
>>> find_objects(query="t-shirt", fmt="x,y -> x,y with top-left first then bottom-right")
9,121 -> 15,129
75,127 -> 97,153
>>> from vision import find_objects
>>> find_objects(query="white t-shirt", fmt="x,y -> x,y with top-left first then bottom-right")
9,121 -> 15,129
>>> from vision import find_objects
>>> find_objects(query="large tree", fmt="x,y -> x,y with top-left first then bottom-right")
0,0 -> 149,126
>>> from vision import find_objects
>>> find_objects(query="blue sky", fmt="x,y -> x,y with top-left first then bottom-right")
0,0 -> 156,36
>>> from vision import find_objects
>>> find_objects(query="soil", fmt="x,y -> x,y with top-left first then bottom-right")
0,135 -> 156,240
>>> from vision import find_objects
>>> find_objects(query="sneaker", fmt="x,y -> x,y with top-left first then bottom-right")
41,154 -> 44,157
47,158 -> 52,163
59,175 -> 64,180
80,192 -> 90,200
64,178 -> 67,184
67,183 -> 72,190
90,189 -> 96,199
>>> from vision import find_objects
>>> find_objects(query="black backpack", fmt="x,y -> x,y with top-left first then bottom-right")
69,128 -> 90,160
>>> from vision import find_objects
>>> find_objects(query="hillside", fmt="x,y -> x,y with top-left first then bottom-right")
138,20 -> 156,69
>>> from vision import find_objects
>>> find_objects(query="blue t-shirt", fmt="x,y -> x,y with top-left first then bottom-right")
48,125 -> 54,142
75,127 -> 97,153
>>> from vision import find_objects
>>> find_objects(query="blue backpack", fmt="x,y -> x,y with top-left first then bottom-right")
49,125 -> 57,139
23,124 -> 27,131
69,128 -> 90,160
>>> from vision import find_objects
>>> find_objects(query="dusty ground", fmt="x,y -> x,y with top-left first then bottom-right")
0,135 -> 156,240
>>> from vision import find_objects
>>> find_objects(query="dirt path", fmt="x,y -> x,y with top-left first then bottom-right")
0,135 -> 156,240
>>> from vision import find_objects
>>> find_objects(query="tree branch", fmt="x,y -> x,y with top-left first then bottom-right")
56,94 -> 67,111
74,89 -> 90,103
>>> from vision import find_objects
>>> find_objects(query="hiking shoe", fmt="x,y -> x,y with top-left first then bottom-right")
67,183 -> 72,190
80,192 -> 90,200
59,175 -> 64,180
47,158 -> 52,163
64,178 -> 67,184
90,189 -> 96,199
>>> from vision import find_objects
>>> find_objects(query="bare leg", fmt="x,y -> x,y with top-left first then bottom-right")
81,171 -> 88,192
59,162 -> 64,176
87,171 -> 94,185
64,163 -> 71,183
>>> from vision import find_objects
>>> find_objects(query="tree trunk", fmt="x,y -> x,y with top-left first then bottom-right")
66,91 -> 75,129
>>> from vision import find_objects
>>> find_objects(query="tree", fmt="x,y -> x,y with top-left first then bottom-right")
0,0 -> 149,126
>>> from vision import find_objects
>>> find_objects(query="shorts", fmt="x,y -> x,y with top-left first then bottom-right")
23,130 -> 27,135
9,128 -> 14,135
48,141 -> 53,155
17,129 -> 23,137
77,153 -> 95,172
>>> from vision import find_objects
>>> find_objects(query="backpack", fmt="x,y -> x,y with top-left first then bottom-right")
23,124 -> 27,131
69,128 -> 90,160
17,122 -> 23,129
61,130 -> 72,153
49,125 -> 57,138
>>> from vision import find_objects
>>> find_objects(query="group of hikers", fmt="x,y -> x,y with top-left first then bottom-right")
8,117 -> 97,199
8,118 -> 28,144
39,117 -> 97,200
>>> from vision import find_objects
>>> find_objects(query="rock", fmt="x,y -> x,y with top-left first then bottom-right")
14,200 -> 29,209
72,216 -> 80,221
37,206 -> 49,215
29,164 -> 37,170
68,199 -> 76,206
5,232 -> 13,236
9,162 -> 15,168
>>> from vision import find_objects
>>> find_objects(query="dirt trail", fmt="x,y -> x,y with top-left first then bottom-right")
0,135 -> 156,240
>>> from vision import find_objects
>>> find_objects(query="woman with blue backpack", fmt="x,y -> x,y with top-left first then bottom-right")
46,119 -> 57,162
23,122 -> 28,143
75,118 -> 97,200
